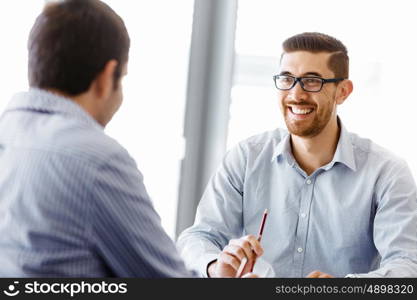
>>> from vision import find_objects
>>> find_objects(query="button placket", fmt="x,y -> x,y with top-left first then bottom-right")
293,176 -> 315,276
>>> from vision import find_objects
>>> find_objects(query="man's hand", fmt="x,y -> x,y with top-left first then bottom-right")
306,270 -> 334,278
241,272 -> 258,278
207,234 -> 264,278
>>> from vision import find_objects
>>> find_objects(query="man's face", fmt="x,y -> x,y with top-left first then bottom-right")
278,51 -> 340,137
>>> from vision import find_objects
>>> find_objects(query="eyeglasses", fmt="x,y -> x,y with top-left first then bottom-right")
273,75 -> 345,92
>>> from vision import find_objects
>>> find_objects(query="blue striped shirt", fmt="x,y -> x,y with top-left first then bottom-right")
0,88 -> 194,277
178,120 -> 417,277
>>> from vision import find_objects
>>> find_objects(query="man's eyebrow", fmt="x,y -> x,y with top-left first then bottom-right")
278,71 -> 323,77
303,72 -> 322,77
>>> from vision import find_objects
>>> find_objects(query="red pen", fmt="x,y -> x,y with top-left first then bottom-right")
250,209 -> 268,272
235,209 -> 268,277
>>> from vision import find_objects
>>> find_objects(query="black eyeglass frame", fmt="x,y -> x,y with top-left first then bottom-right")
273,74 -> 346,92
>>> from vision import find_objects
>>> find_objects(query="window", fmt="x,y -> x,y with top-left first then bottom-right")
102,1 -> 193,238
0,1 -> 44,112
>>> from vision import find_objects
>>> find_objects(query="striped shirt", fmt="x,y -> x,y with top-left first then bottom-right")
0,88 -> 194,277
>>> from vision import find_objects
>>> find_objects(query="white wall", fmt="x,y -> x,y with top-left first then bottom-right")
0,1 -> 44,112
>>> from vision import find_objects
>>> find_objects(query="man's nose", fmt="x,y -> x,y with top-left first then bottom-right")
287,80 -> 307,101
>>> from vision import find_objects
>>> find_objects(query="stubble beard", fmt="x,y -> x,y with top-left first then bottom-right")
284,101 -> 334,138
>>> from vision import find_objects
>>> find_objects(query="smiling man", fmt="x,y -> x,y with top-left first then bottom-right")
177,32 -> 417,278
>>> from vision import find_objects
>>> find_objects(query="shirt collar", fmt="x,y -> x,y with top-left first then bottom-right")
271,118 -> 357,171
4,88 -> 102,130
330,119 -> 357,171
271,132 -> 295,166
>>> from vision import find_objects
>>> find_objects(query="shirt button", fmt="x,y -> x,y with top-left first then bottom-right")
297,247 -> 303,253
306,179 -> 312,185
300,213 -> 306,218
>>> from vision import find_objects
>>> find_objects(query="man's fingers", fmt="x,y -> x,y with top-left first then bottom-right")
218,252 -> 240,271
229,238 -> 254,261
306,270 -> 321,278
243,234 -> 264,256
224,234 -> 265,277
241,272 -> 258,278
223,244 -> 247,261
306,270 -> 334,278
230,235 -> 263,259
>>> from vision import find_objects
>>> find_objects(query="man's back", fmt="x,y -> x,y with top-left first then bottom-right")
0,89 -> 192,277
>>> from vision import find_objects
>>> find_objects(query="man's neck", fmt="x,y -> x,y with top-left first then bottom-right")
290,118 -> 340,176
46,88 -> 105,127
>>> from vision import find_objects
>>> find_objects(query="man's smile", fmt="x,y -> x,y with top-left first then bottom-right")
287,104 -> 315,119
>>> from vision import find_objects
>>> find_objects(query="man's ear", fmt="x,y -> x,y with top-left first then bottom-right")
93,59 -> 118,100
335,79 -> 353,105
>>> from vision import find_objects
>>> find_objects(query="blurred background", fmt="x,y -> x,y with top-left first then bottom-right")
1,0 -> 416,240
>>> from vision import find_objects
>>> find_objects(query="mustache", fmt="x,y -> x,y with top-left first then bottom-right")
284,101 -> 316,107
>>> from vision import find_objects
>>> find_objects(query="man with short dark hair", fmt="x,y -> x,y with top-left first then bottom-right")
0,0 -> 194,277
177,32 -> 417,278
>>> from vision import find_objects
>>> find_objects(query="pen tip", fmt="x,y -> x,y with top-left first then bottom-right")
264,208 -> 268,214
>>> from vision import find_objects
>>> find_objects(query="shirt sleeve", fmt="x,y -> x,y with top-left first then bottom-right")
177,143 -> 247,277
348,159 -> 417,277
88,149 -> 196,277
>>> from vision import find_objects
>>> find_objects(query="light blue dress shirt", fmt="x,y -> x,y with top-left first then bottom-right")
0,89 -> 194,277
177,120 -> 417,277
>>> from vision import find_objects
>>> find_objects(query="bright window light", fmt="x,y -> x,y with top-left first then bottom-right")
0,1 -> 44,112
102,0 -> 193,238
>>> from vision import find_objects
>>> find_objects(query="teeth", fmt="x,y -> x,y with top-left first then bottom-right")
291,106 -> 313,115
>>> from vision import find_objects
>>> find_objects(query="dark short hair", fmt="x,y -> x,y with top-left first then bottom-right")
28,0 -> 130,95
282,32 -> 349,78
